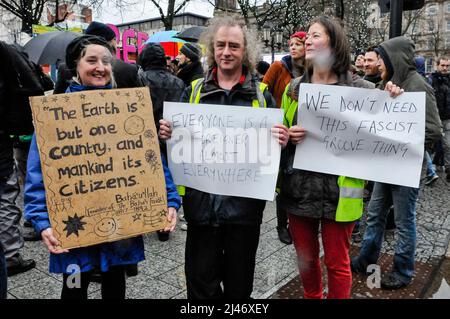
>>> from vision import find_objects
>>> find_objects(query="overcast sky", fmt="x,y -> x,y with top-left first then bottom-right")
93,0 -> 215,25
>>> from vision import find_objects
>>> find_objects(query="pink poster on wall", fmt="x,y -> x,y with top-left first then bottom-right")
107,23 -> 149,63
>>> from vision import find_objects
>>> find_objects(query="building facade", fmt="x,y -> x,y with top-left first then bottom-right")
115,12 -> 209,36
0,1 -> 92,44
368,0 -> 450,72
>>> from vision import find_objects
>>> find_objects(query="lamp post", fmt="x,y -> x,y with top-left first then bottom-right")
263,26 -> 283,63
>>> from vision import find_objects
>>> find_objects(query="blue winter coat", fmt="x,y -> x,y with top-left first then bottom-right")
24,84 -> 181,274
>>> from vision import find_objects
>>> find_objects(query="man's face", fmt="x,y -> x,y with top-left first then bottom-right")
214,25 -> 245,75
438,59 -> 450,74
377,56 -> 388,81
355,54 -> 365,69
176,53 -> 188,65
364,51 -> 379,76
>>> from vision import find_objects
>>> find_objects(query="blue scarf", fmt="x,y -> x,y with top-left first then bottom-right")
66,83 -> 112,93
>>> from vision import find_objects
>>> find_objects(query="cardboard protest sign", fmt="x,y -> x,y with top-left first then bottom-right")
164,102 -> 283,201
293,83 -> 425,188
29,88 -> 169,249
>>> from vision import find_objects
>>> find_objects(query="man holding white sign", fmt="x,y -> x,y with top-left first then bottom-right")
351,37 -> 442,290
159,16 -> 288,299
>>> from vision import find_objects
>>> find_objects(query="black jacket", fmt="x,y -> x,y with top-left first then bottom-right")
0,60 -> 14,178
53,58 -> 140,94
176,61 -> 204,86
430,72 -> 450,121
180,68 -> 276,226
364,73 -> 382,85
138,43 -> 186,130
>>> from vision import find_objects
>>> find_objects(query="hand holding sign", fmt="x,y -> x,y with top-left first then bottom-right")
159,119 -> 172,140
384,81 -> 405,97
288,125 -> 308,145
30,88 -> 170,249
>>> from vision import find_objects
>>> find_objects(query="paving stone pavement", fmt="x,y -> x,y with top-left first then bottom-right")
6,200 -> 299,299
353,176 -> 450,264
273,176 -> 450,299
7,175 -> 450,299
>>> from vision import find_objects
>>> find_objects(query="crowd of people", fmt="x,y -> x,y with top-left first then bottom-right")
0,13 -> 448,299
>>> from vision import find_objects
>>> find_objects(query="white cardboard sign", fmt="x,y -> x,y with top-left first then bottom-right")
293,83 -> 425,188
164,102 -> 284,201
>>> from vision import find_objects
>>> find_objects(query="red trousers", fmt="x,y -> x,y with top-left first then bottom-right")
288,214 -> 355,299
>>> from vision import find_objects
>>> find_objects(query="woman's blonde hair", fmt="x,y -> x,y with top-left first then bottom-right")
199,15 -> 261,73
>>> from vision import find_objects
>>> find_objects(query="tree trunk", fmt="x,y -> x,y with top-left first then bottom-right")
165,0 -> 176,30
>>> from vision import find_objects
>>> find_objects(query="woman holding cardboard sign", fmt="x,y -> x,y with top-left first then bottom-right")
280,16 -> 403,299
24,35 -> 181,299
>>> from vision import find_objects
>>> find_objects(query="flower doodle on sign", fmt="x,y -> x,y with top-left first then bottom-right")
144,129 -> 156,143
135,90 -> 144,102
63,214 -> 87,237
145,149 -> 160,173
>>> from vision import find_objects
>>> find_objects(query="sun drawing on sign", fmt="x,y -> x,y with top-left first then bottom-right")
63,214 -> 87,237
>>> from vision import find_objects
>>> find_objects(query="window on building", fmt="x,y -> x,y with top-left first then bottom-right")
446,35 -> 450,48
447,2 -> 450,13
427,5 -> 437,15
428,39 -> 435,50
412,22 -> 419,34
428,20 -> 436,32
447,20 -> 450,31
426,57 -> 434,73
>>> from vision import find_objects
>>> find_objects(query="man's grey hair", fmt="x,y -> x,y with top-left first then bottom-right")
198,15 -> 261,73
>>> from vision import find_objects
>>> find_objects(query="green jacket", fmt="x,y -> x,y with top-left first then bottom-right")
377,36 -> 442,151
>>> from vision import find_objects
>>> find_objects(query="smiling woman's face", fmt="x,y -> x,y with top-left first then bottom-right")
77,44 -> 112,87
305,23 -> 330,62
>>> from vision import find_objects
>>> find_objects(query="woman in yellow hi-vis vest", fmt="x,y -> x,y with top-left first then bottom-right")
279,16 -> 403,299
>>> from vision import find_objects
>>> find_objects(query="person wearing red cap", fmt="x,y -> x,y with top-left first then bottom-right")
262,31 -> 306,245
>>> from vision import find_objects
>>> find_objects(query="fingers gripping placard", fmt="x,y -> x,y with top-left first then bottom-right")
30,88 -> 168,249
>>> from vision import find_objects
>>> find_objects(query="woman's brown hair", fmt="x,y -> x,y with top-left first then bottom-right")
307,16 -> 351,76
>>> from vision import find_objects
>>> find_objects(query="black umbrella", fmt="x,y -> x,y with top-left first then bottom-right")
23,31 -> 82,65
174,26 -> 206,42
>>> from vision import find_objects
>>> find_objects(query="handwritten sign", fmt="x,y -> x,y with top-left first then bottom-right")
29,88 -> 168,249
164,102 -> 283,201
293,83 -> 425,188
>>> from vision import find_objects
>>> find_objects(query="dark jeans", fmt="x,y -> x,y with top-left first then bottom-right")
354,182 -> 419,284
185,224 -> 260,299
0,243 -> 6,299
61,266 -> 125,299
0,180 -> 8,299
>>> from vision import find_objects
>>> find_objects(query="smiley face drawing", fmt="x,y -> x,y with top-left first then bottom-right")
94,217 -> 117,237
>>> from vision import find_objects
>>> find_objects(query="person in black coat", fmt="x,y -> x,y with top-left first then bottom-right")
137,43 -> 185,242
137,43 -> 185,131
176,42 -> 204,86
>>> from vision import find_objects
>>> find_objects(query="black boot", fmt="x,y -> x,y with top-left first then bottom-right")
277,227 -> 292,245
7,255 -> 36,276
276,197 -> 292,245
